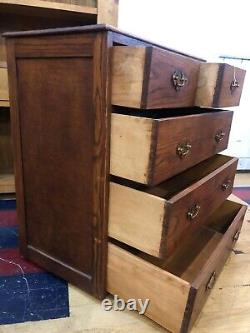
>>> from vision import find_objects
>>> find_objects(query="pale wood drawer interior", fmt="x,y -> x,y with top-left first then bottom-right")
108,200 -> 247,333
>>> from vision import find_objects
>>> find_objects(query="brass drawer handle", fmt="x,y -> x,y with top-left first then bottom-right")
172,71 -> 188,91
187,204 -> 201,221
233,230 -> 240,242
221,179 -> 232,191
176,142 -> 191,158
230,78 -> 240,93
206,271 -> 216,290
215,130 -> 226,143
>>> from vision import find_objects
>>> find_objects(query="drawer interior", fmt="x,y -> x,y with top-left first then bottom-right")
112,105 -> 225,118
113,154 -> 236,200
162,200 -> 242,282
110,200 -> 244,284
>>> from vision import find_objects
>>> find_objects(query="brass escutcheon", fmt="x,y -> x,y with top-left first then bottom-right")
215,130 -> 226,143
172,71 -> 188,91
233,230 -> 240,242
230,78 -> 240,93
187,204 -> 201,221
206,271 -> 216,290
176,142 -> 192,158
221,179 -> 232,191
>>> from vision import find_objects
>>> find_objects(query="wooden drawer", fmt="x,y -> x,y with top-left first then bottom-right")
195,63 -> 246,108
108,200 -> 247,333
0,63 -> 9,107
110,110 -> 233,185
111,46 -> 200,109
109,155 -> 238,258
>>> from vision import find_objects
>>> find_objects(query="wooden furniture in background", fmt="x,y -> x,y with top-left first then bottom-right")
0,0 -> 119,194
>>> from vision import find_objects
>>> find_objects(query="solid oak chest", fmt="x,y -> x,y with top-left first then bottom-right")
4,25 -> 247,333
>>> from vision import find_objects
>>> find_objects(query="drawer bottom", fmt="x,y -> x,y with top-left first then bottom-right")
107,200 -> 247,333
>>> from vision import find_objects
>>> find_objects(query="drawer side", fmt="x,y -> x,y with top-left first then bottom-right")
109,182 -> 166,257
111,46 -> 146,108
107,242 -> 191,333
186,202 -> 247,331
110,113 -> 154,184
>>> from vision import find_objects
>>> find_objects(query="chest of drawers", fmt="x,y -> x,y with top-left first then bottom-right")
4,24 -> 247,332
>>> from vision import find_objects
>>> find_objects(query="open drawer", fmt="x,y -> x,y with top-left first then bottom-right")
111,46 -> 200,109
195,63 -> 246,108
111,109 -> 233,185
107,200 -> 247,333
109,155 -> 238,258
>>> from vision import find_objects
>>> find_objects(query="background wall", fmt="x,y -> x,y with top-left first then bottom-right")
118,0 -> 250,169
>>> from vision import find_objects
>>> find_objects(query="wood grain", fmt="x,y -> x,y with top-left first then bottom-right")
195,63 -> 246,108
195,63 -> 219,107
110,113 -> 154,184
109,155 -> 237,258
186,202 -> 247,331
0,173 -> 15,193
111,47 -> 146,108
5,31 -> 111,298
109,182 -> 166,257
111,46 -> 200,109
110,110 -> 233,186
107,242 -> 191,333
146,47 -> 200,109
97,0 -> 119,26
0,65 -> 9,102
0,0 -> 97,14
108,200 -> 247,333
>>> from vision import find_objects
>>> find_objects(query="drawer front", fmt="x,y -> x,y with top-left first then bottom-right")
185,202 -> 247,331
195,63 -> 246,108
110,156 -> 238,259
146,47 -> 200,109
111,46 -> 200,109
166,157 -> 238,255
0,66 -> 9,103
153,110 -> 233,185
111,111 -> 233,186
216,63 -> 246,108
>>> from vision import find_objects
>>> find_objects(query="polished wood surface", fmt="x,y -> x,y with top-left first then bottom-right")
108,200 -> 247,333
111,110 -> 233,185
196,63 -> 246,108
6,31 -> 112,298
111,46 -> 200,109
109,155 -> 238,258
